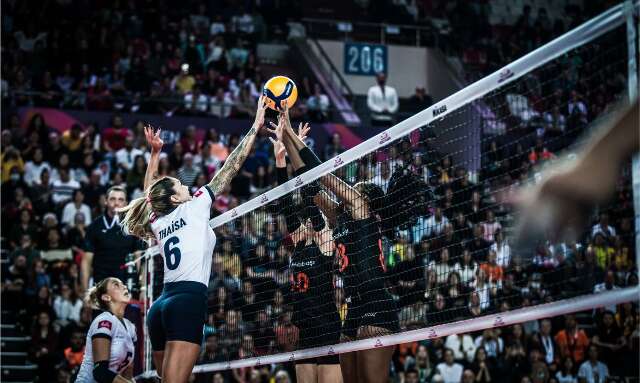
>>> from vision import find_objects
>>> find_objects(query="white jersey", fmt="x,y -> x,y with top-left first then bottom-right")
75,312 -> 136,382
150,185 -> 216,286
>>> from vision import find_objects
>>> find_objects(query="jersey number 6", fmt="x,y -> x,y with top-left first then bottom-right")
164,236 -> 182,270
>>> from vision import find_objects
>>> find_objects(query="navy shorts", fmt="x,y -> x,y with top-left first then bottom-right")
147,281 -> 207,351
342,291 -> 399,339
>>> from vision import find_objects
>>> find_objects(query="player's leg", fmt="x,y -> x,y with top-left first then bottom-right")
162,340 -> 201,383
339,351 -> 357,383
355,346 -> 394,383
147,298 -> 166,378
295,362 -> 319,383
152,351 -> 164,378
317,356 -> 343,383
355,324 -> 395,383
160,288 -> 206,382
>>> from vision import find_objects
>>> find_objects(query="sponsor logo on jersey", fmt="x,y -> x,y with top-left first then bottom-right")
363,312 -> 377,318
158,218 -> 188,241
332,228 -> 349,239
291,260 -> 316,268
98,320 -> 112,330
194,189 -> 204,198
432,104 -> 447,117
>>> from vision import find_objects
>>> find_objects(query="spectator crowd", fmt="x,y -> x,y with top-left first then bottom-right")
1,1 -> 638,383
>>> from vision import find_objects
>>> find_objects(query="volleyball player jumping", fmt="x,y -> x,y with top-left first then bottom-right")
118,97 -> 267,383
269,107 -> 398,383
270,121 -> 343,383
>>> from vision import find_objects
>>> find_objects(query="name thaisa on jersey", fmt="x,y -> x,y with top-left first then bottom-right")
158,218 -> 187,240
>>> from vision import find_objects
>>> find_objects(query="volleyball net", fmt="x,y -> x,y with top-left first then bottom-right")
137,2 -> 639,376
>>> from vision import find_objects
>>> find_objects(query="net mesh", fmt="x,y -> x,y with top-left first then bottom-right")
143,19 -> 636,374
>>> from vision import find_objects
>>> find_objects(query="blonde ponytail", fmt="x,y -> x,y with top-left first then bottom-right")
118,176 -> 180,240
118,196 -> 154,239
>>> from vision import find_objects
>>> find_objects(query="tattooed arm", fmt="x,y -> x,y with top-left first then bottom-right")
208,96 -> 267,195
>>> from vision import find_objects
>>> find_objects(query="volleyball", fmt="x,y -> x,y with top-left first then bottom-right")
262,75 -> 298,111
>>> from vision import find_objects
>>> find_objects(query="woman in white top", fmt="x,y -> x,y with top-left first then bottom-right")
53,282 -> 83,328
75,277 -> 136,383
118,99 -> 266,383
427,248 -> 453,285
453,248 -> 478,287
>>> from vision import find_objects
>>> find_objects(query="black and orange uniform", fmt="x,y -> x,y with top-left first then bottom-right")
276,165 -> 340,364
335,213 -> 399,339
289,240 -> 341,351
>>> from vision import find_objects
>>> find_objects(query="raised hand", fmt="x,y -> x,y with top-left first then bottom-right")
144,125 -> 163,153
269,136 -> 286,162
267,114 -> 286,143
297,122 -> 310,141
253,95 -> 268,129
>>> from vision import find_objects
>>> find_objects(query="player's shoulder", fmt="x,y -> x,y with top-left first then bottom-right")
192,185 -> 215,201
91,312 -> 115,330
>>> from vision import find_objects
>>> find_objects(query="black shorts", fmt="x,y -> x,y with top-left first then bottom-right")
342,291 -> 399,339
147,281 -> 207,351
294,309 -> 342,350
297,354 -> 340,365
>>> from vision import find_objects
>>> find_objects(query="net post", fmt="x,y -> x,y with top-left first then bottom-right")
625,0 -> 640,267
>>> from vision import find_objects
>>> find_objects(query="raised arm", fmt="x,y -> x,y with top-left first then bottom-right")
270,129 -> 304,243
143,125 -> 163,191
277,105 -> 369,220
208,96 -> 267,195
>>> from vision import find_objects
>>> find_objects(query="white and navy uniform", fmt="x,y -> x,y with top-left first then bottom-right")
75,312 -> 137,382
146,185 -> 216,349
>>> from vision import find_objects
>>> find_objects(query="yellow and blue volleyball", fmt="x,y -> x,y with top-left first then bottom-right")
262,76 -> 298,111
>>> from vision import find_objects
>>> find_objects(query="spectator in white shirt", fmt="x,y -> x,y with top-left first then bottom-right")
306,83 -> 330,121
425,207 -> 450,238
209,15 -> 226,36
474,330 -> 504,360
480,210 -> 501,242
184,85 -> 209,114
543,105 -> 566,135
372,161 -> 392,193
61,190 -> 91,226
53,283 -> 83,328
23,148 -> 52,186
567,90 -> 588,125
51,168 -> 80,206
367,73 -> 399,126
591,212 -> 616,240
115,136 -> 144,172
490,230 -> 511,268
454,249 -> 478,287
577,346 -> 609,383
436,348 -> 463,383
210,88 -> 235,118
445,334 -> 476,364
